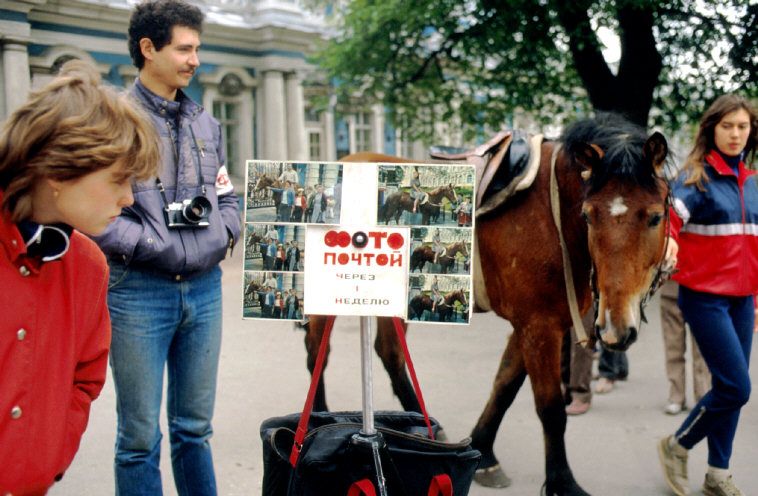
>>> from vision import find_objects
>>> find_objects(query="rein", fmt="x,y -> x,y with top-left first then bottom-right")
549,143 -> 590,345
638,180 -> 675,323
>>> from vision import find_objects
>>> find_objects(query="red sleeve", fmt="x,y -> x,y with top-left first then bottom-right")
58,269 -> 111,477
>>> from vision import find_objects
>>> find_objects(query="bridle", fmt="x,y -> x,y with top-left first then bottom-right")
638,178 -> 675,323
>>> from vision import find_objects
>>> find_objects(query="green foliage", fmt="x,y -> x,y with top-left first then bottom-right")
313,0 -> 756,138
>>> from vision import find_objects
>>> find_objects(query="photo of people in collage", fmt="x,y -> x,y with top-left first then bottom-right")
377,164 -> 475,324
243,161 -> 343,320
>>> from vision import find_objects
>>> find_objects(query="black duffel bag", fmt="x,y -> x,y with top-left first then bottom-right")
261,411 -> 480,496
259,317 -> 481,496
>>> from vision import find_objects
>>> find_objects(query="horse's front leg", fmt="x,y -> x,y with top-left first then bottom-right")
523,324 -> 589,496
303,315 -> 331,412
470,330 -> 527,488
374,317 -> 422,413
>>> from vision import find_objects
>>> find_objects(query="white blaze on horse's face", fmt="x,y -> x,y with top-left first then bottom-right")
583,180 -> 667,350
609,196 -> 628,217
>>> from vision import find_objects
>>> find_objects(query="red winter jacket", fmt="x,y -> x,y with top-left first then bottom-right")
0,196 -> 110,495
669,151 -> 758,296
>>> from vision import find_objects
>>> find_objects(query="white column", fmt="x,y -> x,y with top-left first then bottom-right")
323,107 -> 336,161
371,103 -> 385,154
261,70 -> 287,160
2,41 -> 30,116
285,71 -> 307,161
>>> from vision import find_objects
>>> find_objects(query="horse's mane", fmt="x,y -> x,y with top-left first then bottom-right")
561,113 -> 660,193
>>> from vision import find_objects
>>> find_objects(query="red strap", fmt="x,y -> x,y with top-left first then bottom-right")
428,474 -> 453,496
347,479 -> 376,496
289,315 -> 337,466
391,317 -> 435,440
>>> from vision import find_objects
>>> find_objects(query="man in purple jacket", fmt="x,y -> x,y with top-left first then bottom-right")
93,1 -> 240,493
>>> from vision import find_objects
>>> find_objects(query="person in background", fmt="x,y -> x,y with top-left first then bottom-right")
293,188 -> 306,222
562,311 -> 596,415
410,167 -> 423,213
658,94 -> 757,496
595,348 -> 628,394
0,60 -> 159,495
278,163 -> 299,185
660,280 -> 711,415
92,1 -> 241,493
269,179 -> 294,222
455,195 -> 473,227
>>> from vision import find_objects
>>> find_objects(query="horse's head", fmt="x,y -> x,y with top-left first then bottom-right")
254,174 -> 272,191
446,241 -> 466,258
570,120 -> 669,351
447,289 -> 467,306
443,183 -> 459,204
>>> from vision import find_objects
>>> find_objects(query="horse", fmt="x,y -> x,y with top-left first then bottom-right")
302,114 -> 669,495
253,173 -> 301,207
379,184 -> 457,225
410,240 -> 470,273
408,288 -> 469,321
244,231 -> 263,259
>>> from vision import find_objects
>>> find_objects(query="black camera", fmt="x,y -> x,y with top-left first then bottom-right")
165,196 -> 212,228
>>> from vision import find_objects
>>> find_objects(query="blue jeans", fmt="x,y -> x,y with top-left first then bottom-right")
108,264 -> 223,495
676,286 -> 753,468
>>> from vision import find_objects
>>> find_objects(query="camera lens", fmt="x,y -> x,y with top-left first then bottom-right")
182,196 -> 212,223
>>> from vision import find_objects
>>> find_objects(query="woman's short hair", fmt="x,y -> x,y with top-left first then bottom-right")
0,59 -> 160,221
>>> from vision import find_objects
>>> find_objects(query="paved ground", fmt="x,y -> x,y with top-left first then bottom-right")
51,246 -> 758,495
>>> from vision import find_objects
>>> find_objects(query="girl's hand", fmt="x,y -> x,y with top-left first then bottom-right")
663,237 -> 678,272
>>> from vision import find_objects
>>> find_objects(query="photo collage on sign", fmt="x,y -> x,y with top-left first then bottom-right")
377,164 -> 475,324
243,161 -> 343,320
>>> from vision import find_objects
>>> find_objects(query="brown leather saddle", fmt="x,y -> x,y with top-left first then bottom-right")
429,129 -> 542,216
429,130 -> 543,312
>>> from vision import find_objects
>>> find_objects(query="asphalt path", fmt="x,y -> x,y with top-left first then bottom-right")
51,246 -> 758,495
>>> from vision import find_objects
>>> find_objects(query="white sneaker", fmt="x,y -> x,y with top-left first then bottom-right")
703,474 -> 744,496
658,435 -> 689,496
664,402 -> 686,415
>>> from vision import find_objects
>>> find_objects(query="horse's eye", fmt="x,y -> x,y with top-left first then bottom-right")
581,211 -> 591,225
648,213 -> 662,227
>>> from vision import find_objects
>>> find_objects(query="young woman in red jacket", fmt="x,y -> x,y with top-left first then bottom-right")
658,94 -> 757,496
0,60 -> 158,495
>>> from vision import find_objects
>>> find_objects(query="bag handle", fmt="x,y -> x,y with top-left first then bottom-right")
289,315 -> 436,466
289,315 -> 337,466
428,474 -> 453,496
347,479 -> 377,496
391,317 -> 435,440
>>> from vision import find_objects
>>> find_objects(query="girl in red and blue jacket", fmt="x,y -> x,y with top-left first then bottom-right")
658,94 -> 757,496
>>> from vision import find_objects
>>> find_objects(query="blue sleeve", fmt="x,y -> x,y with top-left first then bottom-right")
671,172 -> 702,225
91,208 -> 144,263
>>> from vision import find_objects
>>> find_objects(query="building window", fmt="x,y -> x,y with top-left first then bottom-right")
354,111 -> 371,152
213,100 -> 240,177
309,131 -> 322,161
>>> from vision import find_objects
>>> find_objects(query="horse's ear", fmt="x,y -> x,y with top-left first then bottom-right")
574,143 -> 604,182
643,131 -> 668,177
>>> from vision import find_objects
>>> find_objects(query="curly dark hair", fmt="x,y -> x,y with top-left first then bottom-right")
128,0 -> 204,70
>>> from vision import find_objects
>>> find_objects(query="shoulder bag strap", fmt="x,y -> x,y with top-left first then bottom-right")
289,315 -> 337,466
391,317 -> 435,440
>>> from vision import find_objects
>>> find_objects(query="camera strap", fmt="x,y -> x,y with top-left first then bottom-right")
156,123 -> 207,211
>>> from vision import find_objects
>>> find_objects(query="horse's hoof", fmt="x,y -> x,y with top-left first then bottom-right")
474,464 -> 512,488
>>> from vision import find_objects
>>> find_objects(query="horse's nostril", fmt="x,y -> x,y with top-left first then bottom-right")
625,327 -> 638,346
